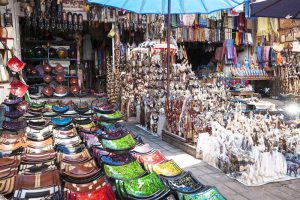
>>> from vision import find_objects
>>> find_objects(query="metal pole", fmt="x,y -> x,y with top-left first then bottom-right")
112,23 -> 116,73
166,0 -> 171,99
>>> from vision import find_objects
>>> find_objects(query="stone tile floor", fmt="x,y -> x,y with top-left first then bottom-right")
125,123 -> 300,200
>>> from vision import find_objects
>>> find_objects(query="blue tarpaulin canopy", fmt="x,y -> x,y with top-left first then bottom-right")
250,0 -> 300,19
87,0 -> 245,14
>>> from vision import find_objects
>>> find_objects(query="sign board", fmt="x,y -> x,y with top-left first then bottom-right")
62,0 -> 85,12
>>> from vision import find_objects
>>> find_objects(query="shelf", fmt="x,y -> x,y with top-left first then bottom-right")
230,77 -> 274,81
23,39 -> 76,45
0,37 -> 14,40
26,75 -> 78,79
23,58 -> 77,62
23,58 -> 48,61
49,58 -> 77,61
264,68 -> 275,72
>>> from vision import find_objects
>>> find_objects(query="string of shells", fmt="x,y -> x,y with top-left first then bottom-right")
107,26 -> 121,104
279,54 -> 300,95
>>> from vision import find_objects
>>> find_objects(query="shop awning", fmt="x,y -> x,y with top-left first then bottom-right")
87,0 -> 244,14
250,0 -> 300,19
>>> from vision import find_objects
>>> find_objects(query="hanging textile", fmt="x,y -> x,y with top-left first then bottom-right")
183,27 -> 189,42
257,18 -> 272,36
171,14 -> 178,28
255,46 -> 264,67
194,14 -> 199,28
263,46 -> 271,67
177,15 -> 184,27
238,12 -> 247,32
182,14 -> 196,26
246,33 -> 253,45
226,39 -> 235,60
208,11 -> 222,20
269,47 -> 276,67
227,17 -> 234,29
199,14 -> 208,28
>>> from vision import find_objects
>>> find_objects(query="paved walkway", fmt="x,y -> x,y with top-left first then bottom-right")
125,123 -> 300,200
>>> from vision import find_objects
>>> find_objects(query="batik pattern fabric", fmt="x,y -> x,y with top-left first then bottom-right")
257,18 -> 272,37
223,39 -> 237,65
256,46 -> 264,67
255,46 -> 276,68
269,48 -> 277,67
199,14 -> 208,28
182,14 -> 196,27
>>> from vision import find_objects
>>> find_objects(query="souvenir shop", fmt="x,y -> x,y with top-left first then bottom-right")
0,0 -> 300,199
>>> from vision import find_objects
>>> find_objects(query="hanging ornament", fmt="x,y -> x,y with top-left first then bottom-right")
7,56 -> 26,72
10,79 -> 29,97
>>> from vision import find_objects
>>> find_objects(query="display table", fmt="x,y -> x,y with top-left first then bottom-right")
230,90 -> 254,98
162,130 -> 197,157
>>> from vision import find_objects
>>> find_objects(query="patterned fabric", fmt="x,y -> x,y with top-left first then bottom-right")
257,18 -> 272,36
256,46 -> 264,67
182,14 -> 196,26
199,14 -> 208,28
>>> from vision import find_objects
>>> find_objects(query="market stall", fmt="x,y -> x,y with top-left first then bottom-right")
1,0 -> 300,198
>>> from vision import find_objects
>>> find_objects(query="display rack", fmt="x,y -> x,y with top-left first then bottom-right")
21,39 -> 79,95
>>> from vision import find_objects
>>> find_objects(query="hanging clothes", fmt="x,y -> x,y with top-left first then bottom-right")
188,27 -> 194,42
223,15 -> 229,28
270,18 -> 279,34
177,15 -> 184,27
235,32 -> 240,46
226,39 -> 235,60
255,46 -> 264,67
194,14 -> 199,28
208,11 -> 222,21
246,33 -> 253,45
183,27 -> 189,42
263,46 -> 271,67
176,28 -> 183,43
171,15 -> 178,28
257,18 -> 272,37
199,14 -> 208,28
269,48 -> 276,67
182,14 -> 196,26
227,17 -> 234,29
204,28 -> 210,41
238,12 -> 247,32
